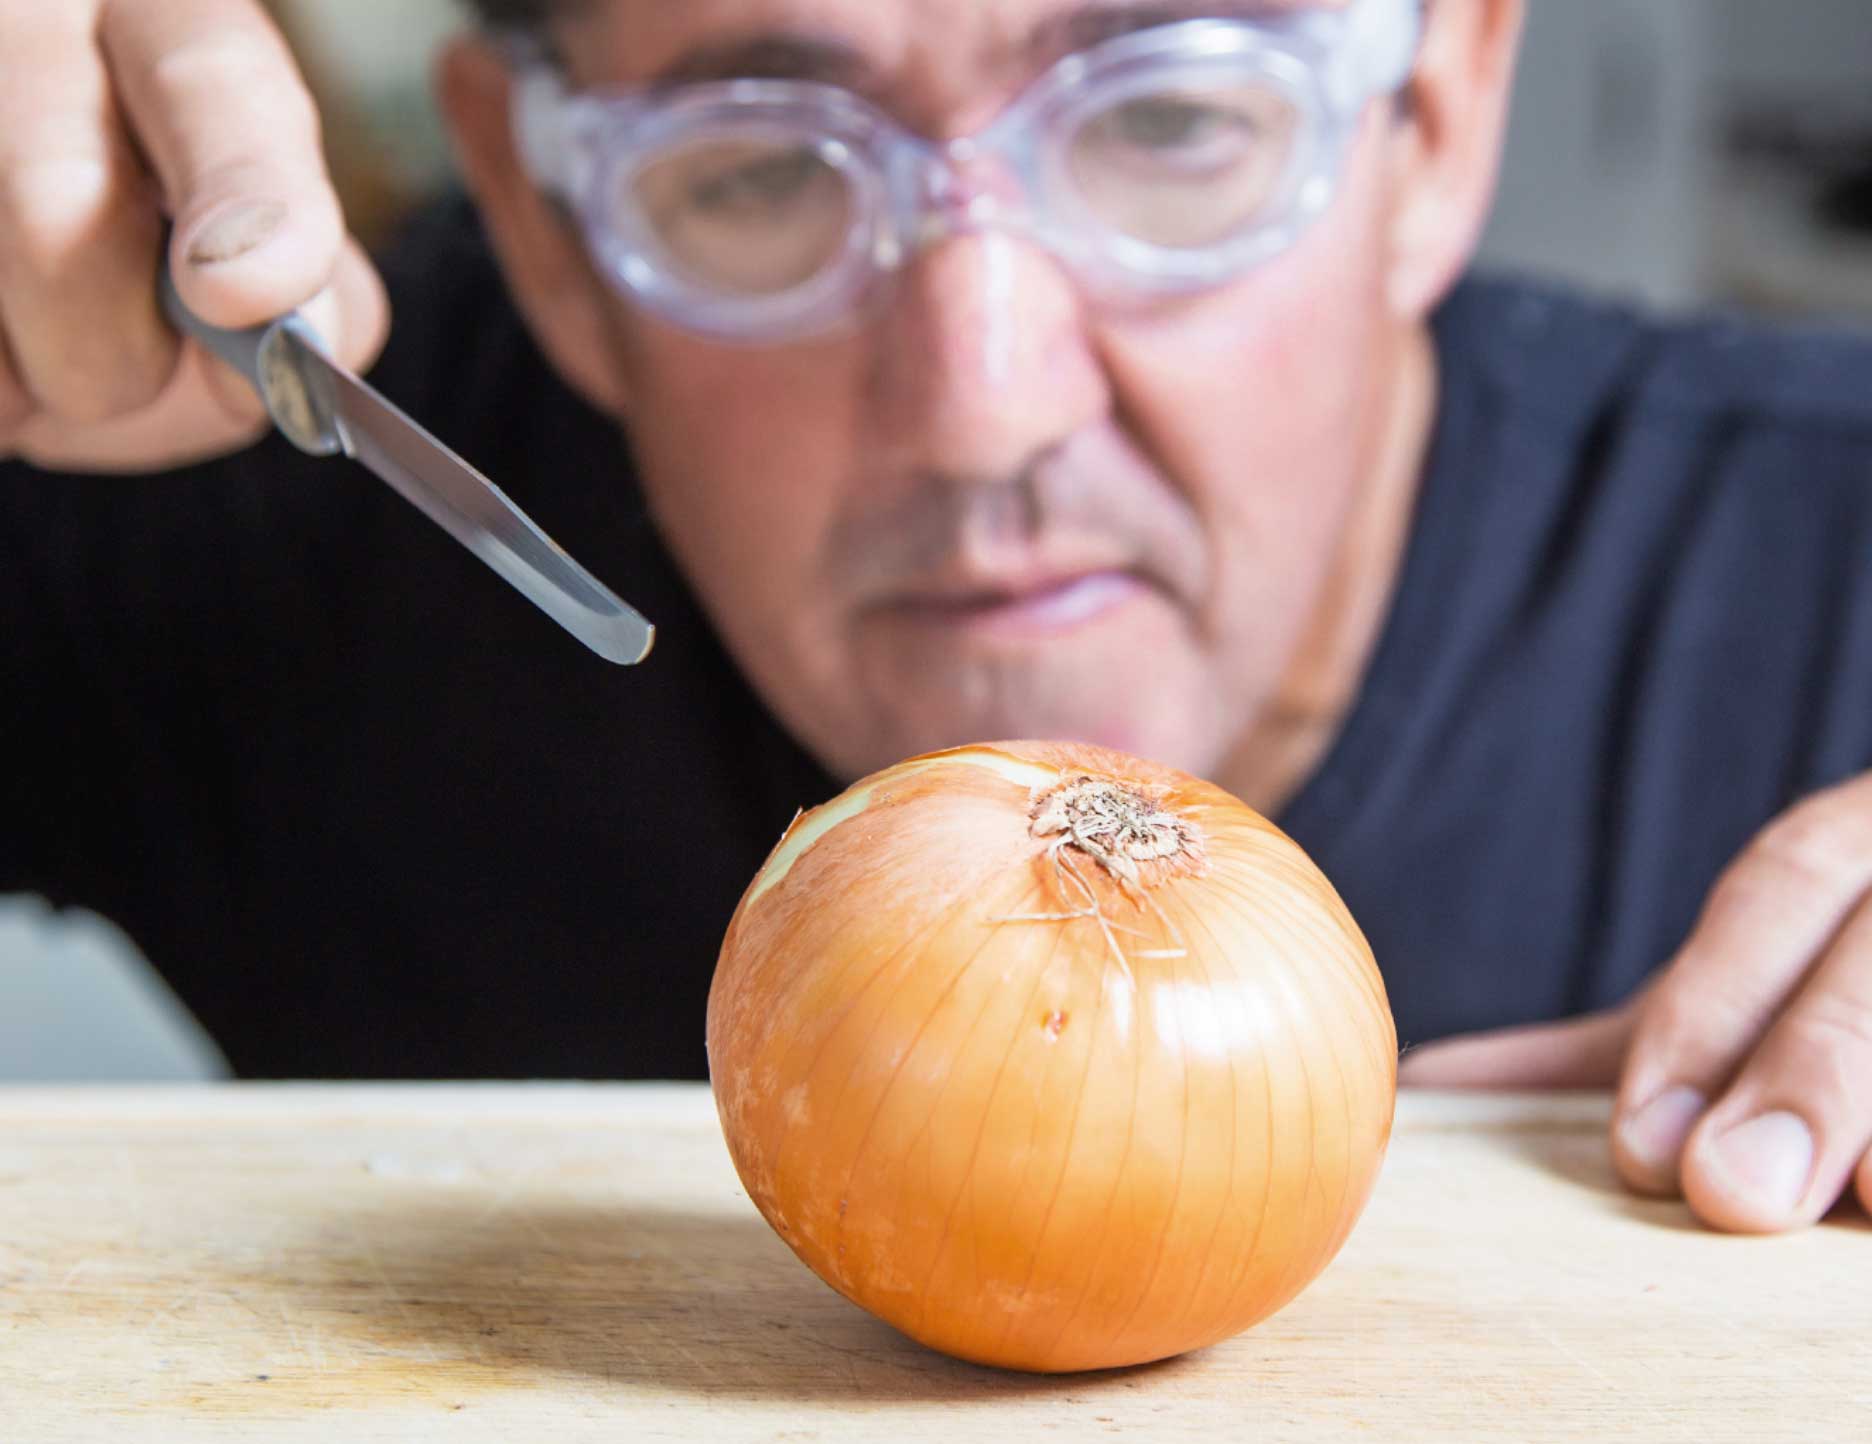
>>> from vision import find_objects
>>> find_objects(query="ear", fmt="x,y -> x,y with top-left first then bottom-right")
1382,0 -> 1525,319
434,35 -> 632,416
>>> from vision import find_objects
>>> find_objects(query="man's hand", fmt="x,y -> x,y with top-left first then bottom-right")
0,0 -> 387,474
1399,772 -> 1872,1234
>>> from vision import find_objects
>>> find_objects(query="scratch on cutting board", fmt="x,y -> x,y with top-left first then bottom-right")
278,1309 -> 310,1373
59,1257 -> 98,1288
465,1153 -> 555,1241
1519,1315 -> 1692,1441
1707,1303 -> 1828,1393
278,1309 -> 352,1375
666,1333 -> 738,1392
156,1276 -> 249,1325
806,1333 -> 873,1390
354,1227 -> 441,1365
305,1317 -> 332,1376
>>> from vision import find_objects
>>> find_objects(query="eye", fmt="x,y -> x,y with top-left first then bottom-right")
688,147 -> 826,215
1066,84 -> 1301,248
1107,97 -> 1243,151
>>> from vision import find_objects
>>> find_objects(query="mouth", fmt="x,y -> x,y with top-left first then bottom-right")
880,569 -> 1150,640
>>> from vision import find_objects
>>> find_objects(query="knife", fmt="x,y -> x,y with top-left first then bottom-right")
158,268 -> 655,666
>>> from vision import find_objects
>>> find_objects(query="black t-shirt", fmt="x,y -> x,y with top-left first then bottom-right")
7,200 -> 1872,1078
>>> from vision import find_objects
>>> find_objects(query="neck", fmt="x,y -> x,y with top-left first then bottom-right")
1220,321 -> 1438,817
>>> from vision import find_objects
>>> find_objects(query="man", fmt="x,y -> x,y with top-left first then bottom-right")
2,0 -> 1869,1237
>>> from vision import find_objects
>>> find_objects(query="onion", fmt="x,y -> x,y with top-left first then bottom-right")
707,740 -> 1396,1373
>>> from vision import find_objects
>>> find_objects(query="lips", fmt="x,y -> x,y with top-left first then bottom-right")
881,569 -> 1149,639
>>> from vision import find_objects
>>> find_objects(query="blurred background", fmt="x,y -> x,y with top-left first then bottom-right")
1486,0 -> 1872,317
8,0 -> 1872,1081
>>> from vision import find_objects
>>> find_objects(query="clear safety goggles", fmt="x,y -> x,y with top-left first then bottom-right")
513,0 -> 1421,343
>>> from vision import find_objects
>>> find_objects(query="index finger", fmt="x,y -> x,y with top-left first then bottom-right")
101,0 -> 343,329
1613,781 -> 1872,1192
1677,892 -> 1872,1233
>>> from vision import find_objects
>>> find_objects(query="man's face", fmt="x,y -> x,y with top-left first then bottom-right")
542,0 -> 1432,784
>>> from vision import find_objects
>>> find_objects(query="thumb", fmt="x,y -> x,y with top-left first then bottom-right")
1397,1006 -> 1637,1090
103,0 -> 345,329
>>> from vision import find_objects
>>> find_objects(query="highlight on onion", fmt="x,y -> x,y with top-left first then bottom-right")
707,740 -> 1396,1374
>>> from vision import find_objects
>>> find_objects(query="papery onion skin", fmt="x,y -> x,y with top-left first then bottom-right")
707,740 -> 1396,1374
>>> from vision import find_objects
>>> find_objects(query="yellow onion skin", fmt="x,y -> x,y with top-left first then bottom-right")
707,741 -> 1396,1374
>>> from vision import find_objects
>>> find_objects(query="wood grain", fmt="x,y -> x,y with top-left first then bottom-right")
0,1086 -> 1864,1441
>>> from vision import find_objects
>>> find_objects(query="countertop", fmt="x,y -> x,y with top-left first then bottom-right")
0,1085 -> 1864,1441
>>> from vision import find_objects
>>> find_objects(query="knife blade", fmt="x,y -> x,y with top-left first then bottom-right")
159,267 -> 655,666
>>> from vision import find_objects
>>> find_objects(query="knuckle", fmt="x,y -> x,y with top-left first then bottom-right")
1647,957 -> 1768,1041
1784,989 -> 1872,1065
0,152 -> 173,424
1745,988 -> 1872,1123
1746,797 -> 1872,892
1639,984 -> 1711,1051
0,155 -> 121,278
1634,978 -> 1752,1077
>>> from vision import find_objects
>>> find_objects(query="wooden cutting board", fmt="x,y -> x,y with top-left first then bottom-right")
0,1085 -> 1864,1441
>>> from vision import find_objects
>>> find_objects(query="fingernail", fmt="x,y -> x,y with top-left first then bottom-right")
186,199 -> 288,267
1708,1111 -> 1815,1217
1619,1085 -> 1706,1178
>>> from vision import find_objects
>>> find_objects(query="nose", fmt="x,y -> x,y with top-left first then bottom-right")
864,230 -> 1109,490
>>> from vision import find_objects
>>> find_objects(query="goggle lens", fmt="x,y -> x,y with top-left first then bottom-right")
629,133 -> 856,296
1065,81 -> 1302,250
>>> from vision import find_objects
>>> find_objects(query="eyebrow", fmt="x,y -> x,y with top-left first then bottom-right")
651,34 -> 872,89
649,2 -> 1313,89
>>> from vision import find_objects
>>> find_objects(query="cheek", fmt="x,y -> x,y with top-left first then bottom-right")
1095,145 -> 1399,620
618,328 -> 865,641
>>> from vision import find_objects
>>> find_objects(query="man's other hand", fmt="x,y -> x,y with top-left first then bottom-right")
0,0 -> 387,473
1399,772 -> 1872,1234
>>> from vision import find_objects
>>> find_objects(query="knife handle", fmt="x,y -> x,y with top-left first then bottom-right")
158,264 -> 346,458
